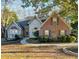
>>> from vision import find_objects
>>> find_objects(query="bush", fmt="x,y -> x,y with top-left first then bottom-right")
59,35 -> 76,43
31,35 -> 76,43
69,36 -> 76,43
30,37 -> 38,40
60,36 -> 67,42
38,36 -> 49,43
48,38 -> 54,42
70,33 -> 77,39
65,35 -> 70,42
66,35 -> 76,43
15,35 -> 21,40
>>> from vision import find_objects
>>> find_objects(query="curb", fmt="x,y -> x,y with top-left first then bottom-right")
63,48 -> 78,56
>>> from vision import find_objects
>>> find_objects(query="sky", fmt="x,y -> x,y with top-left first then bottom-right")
1,0 -> 60,21
1,0 -> 36,21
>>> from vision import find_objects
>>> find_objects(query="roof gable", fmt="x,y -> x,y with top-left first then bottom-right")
7,21 -> 21,30
28,16 -> 42,25
40,12 -> 72,29
17,20 -> 29,29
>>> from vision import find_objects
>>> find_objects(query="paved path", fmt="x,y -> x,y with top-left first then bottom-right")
20,37 -> 29,44
1,43 -> 77,59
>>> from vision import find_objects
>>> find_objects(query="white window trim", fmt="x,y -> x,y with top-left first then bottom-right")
53,17 -> 57,22
45,30 -> 49,36
60,30 -> 65,35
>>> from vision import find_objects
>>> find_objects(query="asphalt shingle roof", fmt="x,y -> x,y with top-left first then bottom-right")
17,20 -> 30,29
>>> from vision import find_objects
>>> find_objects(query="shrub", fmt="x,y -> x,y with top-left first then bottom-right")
64,35 -> 76,43
65,35 -> 70,42
60,36 -> 67,42
15,35 -> 21,40
71,29 -> 78,38
69,36 -> 76,43
70,33 -> 77,38
38,36 -> 49,43
59,35 -> 76,43
48,38 -> 54,42
30,37 -> 38,40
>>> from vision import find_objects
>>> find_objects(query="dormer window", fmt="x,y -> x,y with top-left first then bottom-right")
51,17 -> 59,25
33,27 -> 38,32
53,17 -> 57,22
52,17 -> 58,26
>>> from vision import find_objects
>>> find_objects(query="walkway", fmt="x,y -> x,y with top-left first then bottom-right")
20,37 -> 29,44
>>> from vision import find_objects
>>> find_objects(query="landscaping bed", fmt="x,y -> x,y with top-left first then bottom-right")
66,47 -> 78,53
26,35 -> 77,43
26,38 -> 62,44
26,38 -> 39,43
63,46 -> 78,56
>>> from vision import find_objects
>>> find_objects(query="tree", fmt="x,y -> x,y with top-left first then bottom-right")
1,7 -> 18,27
21,0 -> 78,23
55,0 -> 78,23
71,21 -> 78,38
1,7 -> 18,40
21,0 -> 52,17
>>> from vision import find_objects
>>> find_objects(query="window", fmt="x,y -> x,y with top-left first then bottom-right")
10,29 -> 18,34
53,17 -> 57,22
60,30 -> 65,35
45,30 -> 49,36
34,27 -> 37,30
52,17 -> 59,25
14,29 -> 18,33
9,34 -> 12,38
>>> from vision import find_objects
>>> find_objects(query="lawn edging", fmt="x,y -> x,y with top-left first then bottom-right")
63,48 -> 78,56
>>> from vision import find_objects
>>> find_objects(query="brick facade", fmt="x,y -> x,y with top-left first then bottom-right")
39,12 -> 71,38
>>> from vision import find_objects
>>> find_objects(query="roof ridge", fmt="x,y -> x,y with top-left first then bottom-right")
57,13 -> 72,29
